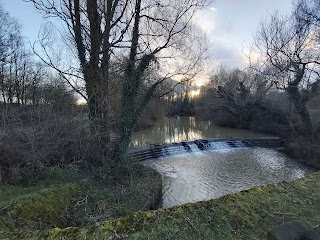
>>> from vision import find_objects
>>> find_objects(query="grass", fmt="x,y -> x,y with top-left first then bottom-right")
2,171 -> 320,239
120,172 -> 320,240
0,168 -> 83,213
0,165 -> 162,236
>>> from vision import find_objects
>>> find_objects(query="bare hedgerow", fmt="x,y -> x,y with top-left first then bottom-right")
0,104 -> 95,184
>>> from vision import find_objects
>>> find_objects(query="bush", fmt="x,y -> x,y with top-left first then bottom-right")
285,138 -> 320,169
0,145 -> 25,184
0,104 -> 93,184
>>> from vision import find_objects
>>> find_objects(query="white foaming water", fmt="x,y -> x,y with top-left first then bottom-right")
208,141 -> 230,150
163,145 -> 187,156
186,143 -> 201,152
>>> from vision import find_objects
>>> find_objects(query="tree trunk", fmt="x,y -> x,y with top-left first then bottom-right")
84,67 -> 111,155
113,64 -> 158,161
112,0 -> 143,161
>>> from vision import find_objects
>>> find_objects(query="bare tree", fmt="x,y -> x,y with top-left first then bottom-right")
205,67 -> 270,122
26,0 -> 210,162
294,0 -> 320,29
0,5 -> 23,104
0,6 -> 21,64
254,12 -> 320,134
0,18 -> 45,106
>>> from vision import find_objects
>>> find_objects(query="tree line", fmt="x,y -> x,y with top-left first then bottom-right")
0,6 -> 76,107
197,0 -> 320,140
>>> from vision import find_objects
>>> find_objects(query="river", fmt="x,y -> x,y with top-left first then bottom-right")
131,117 -> 315,208
130,117 -> 270,148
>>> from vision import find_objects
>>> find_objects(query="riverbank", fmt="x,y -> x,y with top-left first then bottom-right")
2,171 -> 319,239
284,138 -> 320,169
0,165 -> 162,236
195,101 -> 320,169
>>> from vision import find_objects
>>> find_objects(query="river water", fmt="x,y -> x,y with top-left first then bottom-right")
130,117 -> 270,148
131,117 -> 315,208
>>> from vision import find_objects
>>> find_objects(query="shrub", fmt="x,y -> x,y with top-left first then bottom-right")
285,138 -> 320,169
0,104 -> 93,184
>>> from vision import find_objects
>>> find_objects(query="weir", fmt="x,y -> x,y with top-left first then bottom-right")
128,137 -> 283,162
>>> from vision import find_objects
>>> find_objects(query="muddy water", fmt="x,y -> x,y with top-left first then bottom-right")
132,117 -> 314,208
143,148 -> 314,208
130,117 -> 270,148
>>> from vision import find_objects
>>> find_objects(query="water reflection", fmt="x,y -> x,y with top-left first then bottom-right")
130,117 -> 270,148
143,148 -> 315,208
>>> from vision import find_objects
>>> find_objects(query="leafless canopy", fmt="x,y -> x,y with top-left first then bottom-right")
253,7 -> 320,134
25,0 -> 211,157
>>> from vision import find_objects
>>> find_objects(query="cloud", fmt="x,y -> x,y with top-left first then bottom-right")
193,7 -> 216,33
193,5 -> 245,69
208,37 -> 246,69
219,21 -> 233,34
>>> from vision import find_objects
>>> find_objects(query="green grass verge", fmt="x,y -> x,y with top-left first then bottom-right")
3,171 -> 319,240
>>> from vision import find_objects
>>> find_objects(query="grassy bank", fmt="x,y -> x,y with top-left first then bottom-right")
2,171 -> 320,239
0,165 -> 162,237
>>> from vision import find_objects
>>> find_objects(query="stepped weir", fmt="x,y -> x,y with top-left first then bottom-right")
128,137 -> 283,162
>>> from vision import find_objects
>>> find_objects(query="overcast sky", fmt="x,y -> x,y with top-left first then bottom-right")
1,0 -> 293,84
196,0 -> 292,69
